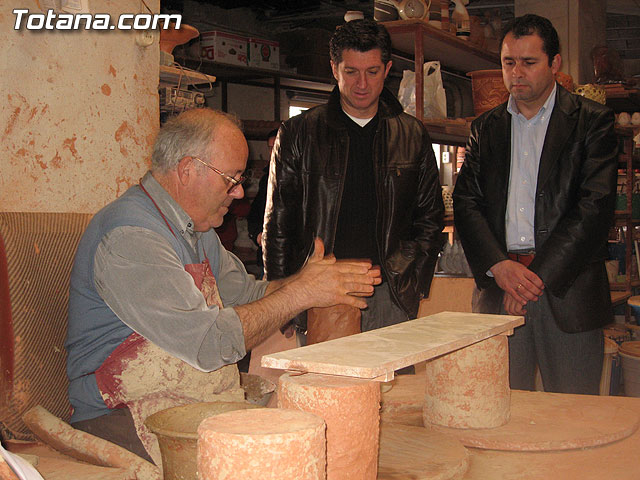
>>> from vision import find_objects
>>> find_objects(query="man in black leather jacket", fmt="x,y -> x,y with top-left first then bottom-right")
453,14 -> 618,394
263,19 -> 444,332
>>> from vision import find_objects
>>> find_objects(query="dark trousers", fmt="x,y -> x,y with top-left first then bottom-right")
362,282 -> 414,375
361,282 -> 409,332
71,408 -> 154,463
496,290 -> 603,394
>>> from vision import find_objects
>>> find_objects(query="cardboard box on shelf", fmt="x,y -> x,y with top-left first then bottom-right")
200,30 -> 248,66
249,38 -> 280,70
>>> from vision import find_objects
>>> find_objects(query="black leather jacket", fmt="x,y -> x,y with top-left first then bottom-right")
453,85 -> 618,332
263,87 -> 444,317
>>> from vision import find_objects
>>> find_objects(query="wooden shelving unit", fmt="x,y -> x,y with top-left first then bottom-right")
175,57 -> 334,92
383,20 -> 500,74
604,85 -> 640,112
383,19 -> 500,138
422,118 -> 472,147
173,56 -> 334,122
611,127 -> 640,321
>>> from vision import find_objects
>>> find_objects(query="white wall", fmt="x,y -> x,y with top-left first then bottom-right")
0,0 -> 160,213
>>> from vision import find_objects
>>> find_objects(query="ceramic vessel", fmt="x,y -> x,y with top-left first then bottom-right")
555,71 -> 574,92
373,0 -> 399,21
397,0 -> 430,21
145,401 -> 260,480
344,10 -> 364,22
159,23 -> 199,54
618,112 -> 631,126
467,69 -> 508,115
573,83 -> 607,105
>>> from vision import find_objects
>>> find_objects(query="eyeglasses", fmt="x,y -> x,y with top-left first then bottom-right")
192,157 -> 246,194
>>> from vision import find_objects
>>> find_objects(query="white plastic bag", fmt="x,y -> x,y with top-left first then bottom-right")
398,61 -> 447,119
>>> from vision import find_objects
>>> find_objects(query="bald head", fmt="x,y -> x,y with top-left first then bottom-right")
151,108 -> 242,174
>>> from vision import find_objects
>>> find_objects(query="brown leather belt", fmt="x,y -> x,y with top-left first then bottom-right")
508,252 -> 535,267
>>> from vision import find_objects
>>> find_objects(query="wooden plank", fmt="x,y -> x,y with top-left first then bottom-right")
262,312 -> 523,381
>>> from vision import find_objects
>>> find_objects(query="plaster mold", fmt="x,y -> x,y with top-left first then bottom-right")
278,372 -> 380,480
423,335 -> 510,429
197,408 -> 326,480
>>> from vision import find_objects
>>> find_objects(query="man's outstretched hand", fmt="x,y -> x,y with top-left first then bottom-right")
295,238 -> 382,309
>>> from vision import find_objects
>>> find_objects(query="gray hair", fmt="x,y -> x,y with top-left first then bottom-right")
151,108 -> 242,174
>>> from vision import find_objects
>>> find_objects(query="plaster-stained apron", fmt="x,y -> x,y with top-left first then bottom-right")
94,185 -> 244,468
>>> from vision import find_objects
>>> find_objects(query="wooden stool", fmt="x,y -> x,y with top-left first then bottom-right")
627,295 -> 640,324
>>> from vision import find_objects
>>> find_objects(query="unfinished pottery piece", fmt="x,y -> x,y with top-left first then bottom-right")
423,335 -> 510,429
306,303 -> 361,345
144,401 -> 259,480
467,69 -> 508,115
278,373 -> 380,480
378,423 -> 469,480
159,23 -> 199,54
431,390 -> 640,451
197,408 -> 325,480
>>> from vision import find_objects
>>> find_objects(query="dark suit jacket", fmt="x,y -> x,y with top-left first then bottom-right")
453,85 -> 618,333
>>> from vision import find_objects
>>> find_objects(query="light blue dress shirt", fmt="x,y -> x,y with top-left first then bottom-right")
505,83 -> 557,252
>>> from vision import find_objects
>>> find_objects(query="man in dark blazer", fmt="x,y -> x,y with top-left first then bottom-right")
453,14 -> 618,394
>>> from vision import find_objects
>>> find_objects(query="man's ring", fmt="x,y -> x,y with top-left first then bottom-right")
516,283 -> 522,290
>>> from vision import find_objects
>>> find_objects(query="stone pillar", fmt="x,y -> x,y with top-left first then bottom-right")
515,0 -> 607,83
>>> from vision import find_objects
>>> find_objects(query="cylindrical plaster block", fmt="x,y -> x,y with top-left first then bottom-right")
197,408 -> 326,480
278,373 -> 380,480
423,335 -> 510,428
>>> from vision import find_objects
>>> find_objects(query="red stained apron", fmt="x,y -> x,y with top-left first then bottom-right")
94,184 -> 244,467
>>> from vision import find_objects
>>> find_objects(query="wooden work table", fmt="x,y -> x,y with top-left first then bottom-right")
463,393 -> 640,479
264,311 -> 640,479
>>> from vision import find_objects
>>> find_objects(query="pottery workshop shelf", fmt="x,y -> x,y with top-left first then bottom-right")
159,65 -> 216,88
175,56 -> 335,93
612,128 -> 639,310
173,55 -> 335,122
610,279 -> 640,291
611,290 -> 633,306
423,117 -> 472,146
605,85 -> 640,112
382,20 -> 500,74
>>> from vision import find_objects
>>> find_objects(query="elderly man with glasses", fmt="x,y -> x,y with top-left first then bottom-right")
64,108 -> 381,464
